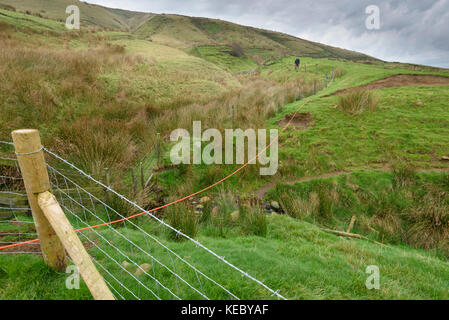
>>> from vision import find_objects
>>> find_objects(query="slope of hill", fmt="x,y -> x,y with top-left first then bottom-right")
0,0 -> 377,63
134,14 -> 375,62
0,0 -> 153,31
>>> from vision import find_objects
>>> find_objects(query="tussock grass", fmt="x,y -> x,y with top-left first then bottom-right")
273,171 -> 449,256
406,193 -> 449,252
165,203 -> 198,241
238,204 -> 267,237
338,90 -> 379,115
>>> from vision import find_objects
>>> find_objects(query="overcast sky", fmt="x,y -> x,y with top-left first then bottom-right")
85,0 -> 449,68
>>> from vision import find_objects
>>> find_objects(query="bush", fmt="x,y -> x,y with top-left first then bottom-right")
0,4 -> 16,11
230,43 -> 244,57
338,90 -> 378,115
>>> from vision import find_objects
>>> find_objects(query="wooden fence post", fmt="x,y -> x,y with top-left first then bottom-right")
38,191 -> 115,300
131,168 -> 138,195
11,129 -> 67,271
104,168 -> 110,203
156,132 -> 161,167
140,162 -> 144,190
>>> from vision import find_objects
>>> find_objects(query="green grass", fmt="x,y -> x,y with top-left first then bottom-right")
2,5 -> 449,300
191,45 -> 258,72
1,214 -> 449,300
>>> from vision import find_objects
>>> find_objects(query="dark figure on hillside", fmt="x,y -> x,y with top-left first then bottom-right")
295,58 -> 301,71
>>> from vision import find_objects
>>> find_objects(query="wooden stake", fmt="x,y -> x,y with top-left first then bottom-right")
156,133 -> 161,167
104,168 -> 110,203
140,162 -> 144,190
346,215 -> 357,234
38,191 -> 115,300
131,168 -> 137,195
11,129 -> 67,271
321,228 -> 385,246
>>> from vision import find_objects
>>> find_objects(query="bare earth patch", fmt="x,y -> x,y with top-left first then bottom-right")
332,74 -> 449,96
279,112 -> 313,129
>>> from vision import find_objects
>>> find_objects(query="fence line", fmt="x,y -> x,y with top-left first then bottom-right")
1,138 -> 289,299
0,78 -> 339,298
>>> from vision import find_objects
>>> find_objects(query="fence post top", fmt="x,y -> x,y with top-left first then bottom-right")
11,129 -> 42,154
12,129 -> 38,135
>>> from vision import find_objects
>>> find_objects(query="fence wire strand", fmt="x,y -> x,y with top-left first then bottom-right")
0,137 -> 288,300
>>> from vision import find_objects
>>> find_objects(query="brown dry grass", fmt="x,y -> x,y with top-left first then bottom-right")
0,27 -> 313,204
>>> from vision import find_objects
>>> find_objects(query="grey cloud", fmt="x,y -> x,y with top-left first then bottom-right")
86,0 -> 449,68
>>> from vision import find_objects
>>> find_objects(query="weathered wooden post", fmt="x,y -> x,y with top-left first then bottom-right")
314,80 -> 317,94
156,132 -> 161,167
140,162 -> 144,190
11,129 -> 67,271
104,168 -> 111,203
130,168 -> 138,195
38,191 -> 115,300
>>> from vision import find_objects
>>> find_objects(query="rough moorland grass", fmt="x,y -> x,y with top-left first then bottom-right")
272,170 -> 449,256
338,90 -> 379,115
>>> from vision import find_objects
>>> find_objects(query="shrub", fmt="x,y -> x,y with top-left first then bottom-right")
338,90 -> 378,115
230,43 -> 245,57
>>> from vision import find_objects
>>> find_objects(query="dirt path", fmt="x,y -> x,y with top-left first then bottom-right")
254,167 -> 449,200
331,74 -> 449,96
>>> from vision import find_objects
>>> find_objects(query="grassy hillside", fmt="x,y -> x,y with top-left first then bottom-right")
0,0 -> 153,31
0,0 -> 377,66
134,14 -> 377,65
1,6 -> 449,300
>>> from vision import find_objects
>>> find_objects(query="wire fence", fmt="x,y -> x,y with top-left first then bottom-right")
0,140 -> 286,300
0,142 -> 37,255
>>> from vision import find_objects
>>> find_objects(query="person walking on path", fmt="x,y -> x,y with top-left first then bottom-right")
295,58 -> 301,71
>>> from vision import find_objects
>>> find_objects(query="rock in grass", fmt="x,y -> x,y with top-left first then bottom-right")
211,206 -> 219,217
441,156 -> 449,161
135,263 -> 152,276
270,201 -> 280,211
199,196 -> 211,204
